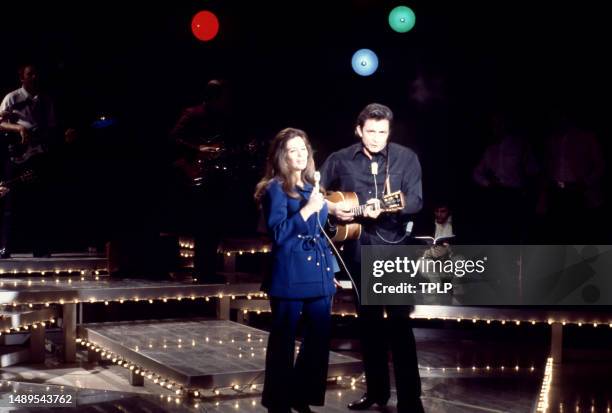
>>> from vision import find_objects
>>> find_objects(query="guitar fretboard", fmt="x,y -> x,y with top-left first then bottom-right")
350,204 -> 368,217
338,191 -> 402,218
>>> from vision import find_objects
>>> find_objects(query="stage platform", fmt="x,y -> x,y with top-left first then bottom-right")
0,253 -> 107,274
0,307 -> 57,331
0,274 -> 263,363
232,297 -> 612,325
0,277 -> 261,306
79,319 -> 362,391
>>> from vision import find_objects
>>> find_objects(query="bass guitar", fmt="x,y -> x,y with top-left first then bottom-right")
0,169 -> 35,197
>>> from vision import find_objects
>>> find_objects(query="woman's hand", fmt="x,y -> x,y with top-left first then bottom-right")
300,192 -> 325,220
306,192 -> 325,212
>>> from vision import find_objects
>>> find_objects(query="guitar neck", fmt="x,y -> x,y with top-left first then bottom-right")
351,202 -> 389,217
0,171 -> 33,188
351,204 -> 368,217
328,190 -> 403,218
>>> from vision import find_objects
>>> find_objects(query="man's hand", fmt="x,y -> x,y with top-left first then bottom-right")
64,128 -> 78,144
0,186 -> 9,198
423,244 -> 451,260
328,200 -> 354,222
363,198 -> 382,219
18,125 -> 30,144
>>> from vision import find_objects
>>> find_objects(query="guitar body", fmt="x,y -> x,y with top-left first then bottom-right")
10,143 -> 46,165
325,191 -> 362,242
1,127 -> 48,169
174,142 -> 224,187
325,190 -> 405,243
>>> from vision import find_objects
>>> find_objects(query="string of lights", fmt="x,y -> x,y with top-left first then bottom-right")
219,248 -> 270,256
1,317 -> 56,335
0,269 -> 106,277
1,288 -> 264,308
536,357 -> 554,412
236,305 -> 612,328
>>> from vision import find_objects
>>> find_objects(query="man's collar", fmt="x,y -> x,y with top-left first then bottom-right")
435,216 -> 453,226
351,142 -> 389,159
350,143 -> 363,159
19,87 -> 31,98
19,87 -> 37,99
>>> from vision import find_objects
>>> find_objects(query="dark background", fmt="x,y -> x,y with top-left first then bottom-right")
1,0 -> 610,249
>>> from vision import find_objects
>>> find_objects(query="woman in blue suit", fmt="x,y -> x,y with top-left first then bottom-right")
254,128 -> 338,413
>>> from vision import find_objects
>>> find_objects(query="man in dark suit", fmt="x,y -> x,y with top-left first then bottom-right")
320,103 -> 425,413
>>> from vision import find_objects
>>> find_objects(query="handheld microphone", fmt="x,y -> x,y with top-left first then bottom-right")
371,161 -> 378,175
313,171 -> 321,194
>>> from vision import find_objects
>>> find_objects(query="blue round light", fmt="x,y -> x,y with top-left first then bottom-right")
351,49 -> 379,76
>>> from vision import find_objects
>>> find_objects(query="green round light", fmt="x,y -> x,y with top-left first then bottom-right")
388,6 -> 416,33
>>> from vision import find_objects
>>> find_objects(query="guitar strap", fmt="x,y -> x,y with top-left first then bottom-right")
384,147 -> 391,196
376,146 -> 410,244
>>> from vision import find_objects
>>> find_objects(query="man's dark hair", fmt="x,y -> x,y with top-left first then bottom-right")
433,202 -> 451,211
204,79 -> 227,102
356,103 -> 393,128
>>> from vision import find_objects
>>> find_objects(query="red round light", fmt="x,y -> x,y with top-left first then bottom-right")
191,11 -> 219,41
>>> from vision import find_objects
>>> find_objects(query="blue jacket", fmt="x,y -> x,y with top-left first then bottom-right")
262,179 -> 337,299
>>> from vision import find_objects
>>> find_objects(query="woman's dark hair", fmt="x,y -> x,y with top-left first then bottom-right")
254,127 -> 316,203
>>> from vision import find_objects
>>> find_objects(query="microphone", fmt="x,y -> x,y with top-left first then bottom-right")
371,161 -> 378,175
405,221 -> 414,235
313,171 -> 320,194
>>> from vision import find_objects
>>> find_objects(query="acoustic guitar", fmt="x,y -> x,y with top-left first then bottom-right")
325,190 -> 405,242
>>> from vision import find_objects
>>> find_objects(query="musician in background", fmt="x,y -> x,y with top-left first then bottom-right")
170,79 -> 231,182
539,114 -> 605,243
472,115 -> 538,243
0,64 -> 65,258
320,103 -> 425,413
169,79 -> 232,280
0,64 -> 66,145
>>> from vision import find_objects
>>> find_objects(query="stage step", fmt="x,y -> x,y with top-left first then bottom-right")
0,308 -> 58,332
0,253 -> 107,275
0,345 -> 30,367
